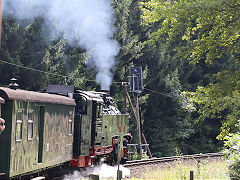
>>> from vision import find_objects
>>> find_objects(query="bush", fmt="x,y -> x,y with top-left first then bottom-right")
223,133 -> 240,179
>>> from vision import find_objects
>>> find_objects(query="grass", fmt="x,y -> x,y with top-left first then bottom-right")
140,158 -> 230,180
67,159 -> 230,180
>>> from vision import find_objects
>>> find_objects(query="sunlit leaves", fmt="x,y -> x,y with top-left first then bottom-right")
187,71 -> 240,139
140,0 -> 240,64
223,132 -> 240,178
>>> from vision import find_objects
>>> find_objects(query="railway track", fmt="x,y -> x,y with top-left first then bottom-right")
124,152 -> 223,168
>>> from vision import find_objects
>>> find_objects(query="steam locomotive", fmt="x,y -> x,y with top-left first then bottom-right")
0,82 -> 131,179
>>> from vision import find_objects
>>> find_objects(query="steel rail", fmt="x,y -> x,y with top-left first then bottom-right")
124,152 -> 223,167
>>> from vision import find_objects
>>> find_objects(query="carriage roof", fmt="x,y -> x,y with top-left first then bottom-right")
0,87 -> 75,106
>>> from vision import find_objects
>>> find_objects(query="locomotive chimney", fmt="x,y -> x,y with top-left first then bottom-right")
100,90 -> 112,106
9,78 -> 19,90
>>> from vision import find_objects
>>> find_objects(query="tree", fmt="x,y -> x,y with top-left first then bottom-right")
140,0 -> 240,64
0,18 -> 48,90
140,0 -> 240,156
110,0 -> 146,143
223,131 -> 240,178
188,71 -> 240,140
141,44 -> 221,156
0,18 -> 96,90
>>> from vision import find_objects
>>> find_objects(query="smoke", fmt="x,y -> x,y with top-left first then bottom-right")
3,0 -> 119,90
64,164 -> 130,179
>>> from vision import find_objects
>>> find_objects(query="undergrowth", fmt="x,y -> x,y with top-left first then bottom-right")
141,159 -> 230,180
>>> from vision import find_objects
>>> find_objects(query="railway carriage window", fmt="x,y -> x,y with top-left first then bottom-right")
16,109 -> 23,141
97,103 -> 102,118
27,110 -> 34,140
68,112 -> 73,135
77,97 -> 87,114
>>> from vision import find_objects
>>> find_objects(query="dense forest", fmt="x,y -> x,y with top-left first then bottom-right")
0,0 -> 239,176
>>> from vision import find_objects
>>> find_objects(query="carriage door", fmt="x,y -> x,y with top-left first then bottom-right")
38,106 -> 45,163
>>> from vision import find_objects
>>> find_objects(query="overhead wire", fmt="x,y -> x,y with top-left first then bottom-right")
0,59 -> 123,83
0,59 -> 97,82
0,59 -> 67,78
0,59 -> 171,97
144,88 -> 172,97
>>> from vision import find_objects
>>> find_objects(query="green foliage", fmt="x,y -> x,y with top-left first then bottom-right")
0,18 -> 96,90
111,0 -> 146,143
138,0 -> 235,157
141,0 -> 240,174
114,0 -> 145,63
223,132 -> 240,178
0,18 -> 49,89
187,71 -> 240,140
139,40 -> 223,156
140,0 -> 240,64
142,159 -> 230,179
143,50 -> 196,156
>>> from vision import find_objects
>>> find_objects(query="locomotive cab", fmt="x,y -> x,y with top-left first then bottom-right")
72,93 -> 94,167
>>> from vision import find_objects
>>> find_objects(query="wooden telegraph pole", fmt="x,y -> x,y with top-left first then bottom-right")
128,67 -> 144,159
124,80 -> 152,159
135,92 -> 142,158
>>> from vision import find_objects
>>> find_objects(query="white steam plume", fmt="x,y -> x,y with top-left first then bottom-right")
4,0 -> 119,90
64,164 -> 131,179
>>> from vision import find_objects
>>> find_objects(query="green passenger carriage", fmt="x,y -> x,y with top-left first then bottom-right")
0,87 -> 75,178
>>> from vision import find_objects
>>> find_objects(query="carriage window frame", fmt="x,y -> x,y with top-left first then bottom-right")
68,111 -> 73,136
27,109 -> 34,140
97,103 -> 102,118
97,103 -> 100,118
77,96 -> 87,115
16,109 -> 23,142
